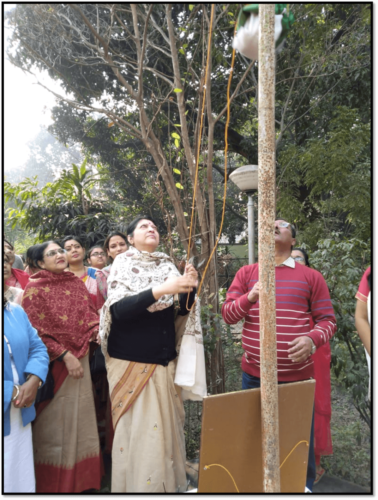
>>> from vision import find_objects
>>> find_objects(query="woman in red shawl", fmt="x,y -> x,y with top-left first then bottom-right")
22,240 -> 103,493
292,248 -> 332,485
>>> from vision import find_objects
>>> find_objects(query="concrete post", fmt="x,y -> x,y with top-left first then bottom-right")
258,4 -> 281,493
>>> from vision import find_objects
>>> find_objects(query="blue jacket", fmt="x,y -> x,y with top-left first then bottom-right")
4,303 -> 49,436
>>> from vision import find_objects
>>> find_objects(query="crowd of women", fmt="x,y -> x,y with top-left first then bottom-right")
3,223 -> 371,493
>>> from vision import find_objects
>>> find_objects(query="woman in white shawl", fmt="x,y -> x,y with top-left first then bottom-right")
100,216 -> 201,493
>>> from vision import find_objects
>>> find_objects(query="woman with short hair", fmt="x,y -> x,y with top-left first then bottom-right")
87,245 -> 107,270
22,240 -> 103,493
100,216 -> 204,492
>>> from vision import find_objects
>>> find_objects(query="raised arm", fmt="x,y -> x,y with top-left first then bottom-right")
222,266 -> 252,325
308,272 -> 337,348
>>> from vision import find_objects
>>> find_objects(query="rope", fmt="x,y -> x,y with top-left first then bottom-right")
186,4 -> 215,274
186,12 -> 237,310
204,440 -> 309,493
203,464 -> 240,493
279,440 -> 308,470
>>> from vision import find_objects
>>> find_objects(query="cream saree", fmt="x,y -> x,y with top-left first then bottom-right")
107,355 -> 187,492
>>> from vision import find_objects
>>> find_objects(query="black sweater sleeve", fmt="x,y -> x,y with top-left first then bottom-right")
110,287 -> 197,321
178,289 -> 196,316
110,289 -> 156,321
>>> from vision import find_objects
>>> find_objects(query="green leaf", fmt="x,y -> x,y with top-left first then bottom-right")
80,158 -> 88,178
174,139 -> 180,148
173,168 -> 181,174
174,88 -> 183,93
183,212 -> 188,216
174,124 -> 181,127
189,4 -> 194,11
176,182 -> 184,190
179,48 -> 185,55
171,132 -> 180,139
72,164 -> 79,179
228,12 -> 234,16
185,110 -> 189,115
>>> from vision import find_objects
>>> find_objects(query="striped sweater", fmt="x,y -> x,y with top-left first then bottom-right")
221,263 -> 336,382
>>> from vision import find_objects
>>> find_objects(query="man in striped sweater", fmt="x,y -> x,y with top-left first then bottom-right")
221,219 -> 336,491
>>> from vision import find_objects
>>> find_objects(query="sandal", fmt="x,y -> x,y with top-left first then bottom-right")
314,467 -> 325,485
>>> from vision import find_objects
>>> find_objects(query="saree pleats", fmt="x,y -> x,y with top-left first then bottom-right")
106,355 -> 187,493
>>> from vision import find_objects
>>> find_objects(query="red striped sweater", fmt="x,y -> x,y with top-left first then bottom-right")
221,263 -> 336,382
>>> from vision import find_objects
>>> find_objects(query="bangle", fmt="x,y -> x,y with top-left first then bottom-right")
11,384 -> 20,402
57,351 -> 69,362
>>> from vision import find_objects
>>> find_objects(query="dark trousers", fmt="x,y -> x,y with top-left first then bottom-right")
242,371 -> 316,492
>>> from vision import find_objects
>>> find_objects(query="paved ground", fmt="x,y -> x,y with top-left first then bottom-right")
312,474 -> 370,493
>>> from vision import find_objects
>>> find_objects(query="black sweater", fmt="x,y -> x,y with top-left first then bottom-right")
107,288 -> 196,366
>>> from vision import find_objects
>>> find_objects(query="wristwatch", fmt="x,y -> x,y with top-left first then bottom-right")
309,338 -> 317,355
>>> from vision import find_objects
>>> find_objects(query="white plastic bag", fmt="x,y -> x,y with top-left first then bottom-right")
232,14 -> 283,61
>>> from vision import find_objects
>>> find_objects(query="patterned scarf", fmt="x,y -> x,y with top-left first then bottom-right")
95,264 -> 112,301
99,246 -> 181,354
22,270 -> 99,361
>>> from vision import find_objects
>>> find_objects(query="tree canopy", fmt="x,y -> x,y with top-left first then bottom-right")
6,3 -> 371,248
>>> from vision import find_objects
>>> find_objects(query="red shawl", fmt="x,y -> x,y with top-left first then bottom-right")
22,270 -> 99,361
11,268 -> 30,289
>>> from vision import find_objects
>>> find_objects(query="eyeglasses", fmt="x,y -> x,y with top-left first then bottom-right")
277,221 -> 291,229
293,256 -> 305,262
90,252 -> 106,258
44,248 -> 66,258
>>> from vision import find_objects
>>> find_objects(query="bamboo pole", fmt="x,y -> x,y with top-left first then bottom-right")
258,4 -> 281,493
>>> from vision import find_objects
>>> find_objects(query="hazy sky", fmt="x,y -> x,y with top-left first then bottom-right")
4,5 -> 65,173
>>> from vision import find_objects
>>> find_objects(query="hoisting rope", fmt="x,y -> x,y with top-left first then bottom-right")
185,4 -> 215,289
186,7 -> 237,310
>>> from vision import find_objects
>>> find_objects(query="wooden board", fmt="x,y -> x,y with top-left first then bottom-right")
198,380 -> 315,493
